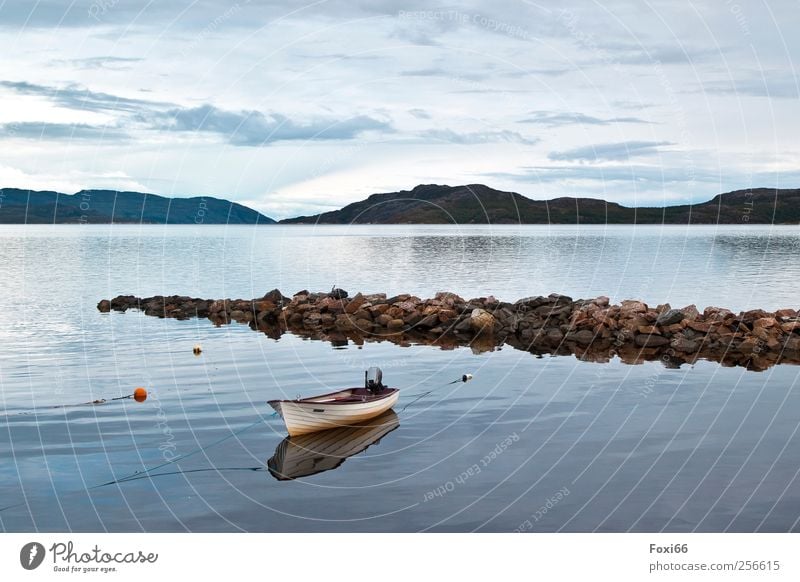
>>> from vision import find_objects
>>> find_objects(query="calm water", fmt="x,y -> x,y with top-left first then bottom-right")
1,224 -> 800,532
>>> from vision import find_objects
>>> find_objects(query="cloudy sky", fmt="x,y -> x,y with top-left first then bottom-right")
0,0 -> 797,219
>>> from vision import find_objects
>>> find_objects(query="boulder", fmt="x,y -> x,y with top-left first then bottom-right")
97,299 -> 111,312
670,336 -> 699,353
329,288 -> 349,299
656,309 -> 685,326
418,314 -> 440,327
344,293 -> 366,314
635,334 -> 670,347
470,309 -> 496,333
570,329 -> 595,346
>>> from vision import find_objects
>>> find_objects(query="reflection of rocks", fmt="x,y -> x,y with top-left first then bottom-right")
99,289 -> 800,371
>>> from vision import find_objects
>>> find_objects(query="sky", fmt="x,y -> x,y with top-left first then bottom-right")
0,0 -> 798,219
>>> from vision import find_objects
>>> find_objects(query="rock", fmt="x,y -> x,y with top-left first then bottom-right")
514,296 -> 549,309
438,309 -> 458,323
638,325 -> 660,335
570,329 -> 595,346
329,288 -> 348,299
687,320 -> 713,333
387,319 -> 404,329
418,314 -> 440,327
229,310 -> 245,321
470,309 -> 496,333
775,308 -> 798,319
97,299 -> 111,312
781,321 -> 800,333
376,314 -> 392,326
549,293 -> 573,304
620,300 -> 647,314
656,309 -> 685,326
753,317 -> 777,329
680,304 -> 700,321
353,309 -> 372,321
670,336 -> 699,353
455,318 -> 473,333
344,293 -> 366,314
635,334 -> 671,347
262,289 -> 286,305
396,300 -> 419,312
403,312 -> 422,326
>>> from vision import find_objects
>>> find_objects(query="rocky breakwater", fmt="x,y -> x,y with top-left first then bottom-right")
98,289 -> 800,370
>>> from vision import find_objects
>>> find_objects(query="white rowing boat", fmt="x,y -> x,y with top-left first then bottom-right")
267,367 -> 399,436
267,410 -> 399,480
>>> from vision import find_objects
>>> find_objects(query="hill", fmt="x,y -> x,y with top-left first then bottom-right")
279,184 -> 800,224
0,188 -> 275,224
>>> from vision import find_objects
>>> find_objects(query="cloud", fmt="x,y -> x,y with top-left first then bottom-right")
519,111 -> 651,127
699,76 -> 800,99
589,41 -> 721,66
1,122 -> 128,140
408,108 -> 431,119
0,79 -> 169,113
486,164 -> 709,186
548,140 -> 674,162
49,56 -> 144,70
148,104 -> 393,146
420,128 -> 538,145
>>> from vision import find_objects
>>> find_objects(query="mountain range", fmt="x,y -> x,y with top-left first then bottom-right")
1,184 -> 798,225
280,184 -> 800,224
0,188 -> 275,224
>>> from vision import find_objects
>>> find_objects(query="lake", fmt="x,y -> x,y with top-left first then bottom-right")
1,224 -> 800,532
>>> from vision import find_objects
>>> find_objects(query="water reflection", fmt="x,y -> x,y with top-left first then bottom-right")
267,410 -> 400,481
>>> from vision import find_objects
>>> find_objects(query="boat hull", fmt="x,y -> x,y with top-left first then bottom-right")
267,410 -> 400,480
268,388 -> 399,436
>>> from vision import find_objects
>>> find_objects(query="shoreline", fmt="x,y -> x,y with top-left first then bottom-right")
99,289 -> 800,371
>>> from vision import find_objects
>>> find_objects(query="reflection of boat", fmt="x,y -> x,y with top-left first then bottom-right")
267,410 -> 399,480
267,368 -> 399,436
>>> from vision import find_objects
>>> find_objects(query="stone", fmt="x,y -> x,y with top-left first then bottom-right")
781,321 -> 800,333
97,299 -> 111,312
329,288 -> 348,299
687,320 -> 713,333
438,309 -> 458,323
418,314 -> 440,327
376,314 -> 392,326
344,293 -> 366,314
753,317 -> 777,329
470,308 -> 496,333
620,300 -> 647,314
638,325 -> 660,335
571,329 -> 595,346
262,288 -> 286,305
670,336 -> 699,353
635,334 -> 670,347
353,309 -> 372,321
656,309 -> 685,326
387,319 -> 404,329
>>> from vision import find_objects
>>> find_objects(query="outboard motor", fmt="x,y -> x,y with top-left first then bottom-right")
365,367 -> 384,394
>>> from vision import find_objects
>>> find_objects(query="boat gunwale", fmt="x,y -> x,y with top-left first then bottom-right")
267,387 -> 399,406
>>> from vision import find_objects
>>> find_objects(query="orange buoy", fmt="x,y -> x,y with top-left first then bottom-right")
133,387 -> 147,402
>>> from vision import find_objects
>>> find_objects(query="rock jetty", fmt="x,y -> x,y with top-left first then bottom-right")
98,289 -> 800,370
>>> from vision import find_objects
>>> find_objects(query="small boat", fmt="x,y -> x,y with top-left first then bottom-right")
267,410 -> 399,480
267,367 -> 399,436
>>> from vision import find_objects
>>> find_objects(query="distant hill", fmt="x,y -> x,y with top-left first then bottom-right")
0,188 -> 275,224
280,184 -> 800,224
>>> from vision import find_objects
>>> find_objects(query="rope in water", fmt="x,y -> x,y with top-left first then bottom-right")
398,373 -> 473,413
